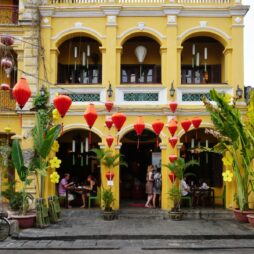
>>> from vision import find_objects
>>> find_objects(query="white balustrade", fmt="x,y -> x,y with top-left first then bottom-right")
49,0 -> 236,4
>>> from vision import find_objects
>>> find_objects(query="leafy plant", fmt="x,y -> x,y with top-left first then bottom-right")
30,114 -> 61,197
91,148 -> 128,169
203,89 -> 254,211
11,139 -> 33,215
102,188 -> 115,211
2,181 -> 33,212
164,158 -> 198,211
169,184 -> 181,212
164,158 -> 199,180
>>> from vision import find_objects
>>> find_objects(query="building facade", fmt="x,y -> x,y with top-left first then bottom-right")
0,0 -> 250,210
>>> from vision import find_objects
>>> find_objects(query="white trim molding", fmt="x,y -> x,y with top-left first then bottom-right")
178,25 -> 232,44
115,86 -> 168,105
177,86 -> 233,106
51,26 -> 106,43
50,86 -> 106,105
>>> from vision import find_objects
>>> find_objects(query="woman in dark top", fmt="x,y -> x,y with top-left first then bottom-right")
80,175 -> 97,208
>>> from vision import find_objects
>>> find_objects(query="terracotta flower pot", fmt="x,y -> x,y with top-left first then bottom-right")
233,209 -> 254,223
11,213 -> 36,229
247,215 -> 254,226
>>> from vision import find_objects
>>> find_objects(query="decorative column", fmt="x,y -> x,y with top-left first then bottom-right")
223,47 -> 232,85
166,15 -> 178,97
50,48 -> 60,85
177,47 -> 183,88
116,47 -> 122,86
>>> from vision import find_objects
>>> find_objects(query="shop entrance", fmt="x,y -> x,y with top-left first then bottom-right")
180,128 -> 223,189
120,129 -> 161,207
57,129 -> 101,186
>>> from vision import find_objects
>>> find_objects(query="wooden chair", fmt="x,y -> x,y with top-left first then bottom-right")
214,186 -> 226,208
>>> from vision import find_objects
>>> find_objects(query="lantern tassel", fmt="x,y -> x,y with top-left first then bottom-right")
137,136 -> 140,150
19,111 -> 22,128
156,136 -> 159,147
89,130 -> 92,146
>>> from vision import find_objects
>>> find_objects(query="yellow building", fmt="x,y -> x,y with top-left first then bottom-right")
0,0 -> 250,210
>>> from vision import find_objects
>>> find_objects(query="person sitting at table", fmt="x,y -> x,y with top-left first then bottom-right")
180,177 -> 191,197
80,175 -> 97,208
58,173 -> 75,208
199,180 -> 210,190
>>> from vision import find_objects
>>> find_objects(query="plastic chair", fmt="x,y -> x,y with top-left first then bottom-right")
214,186 -> 226,208
88,195 -> 99,208
181,195 -> 192,208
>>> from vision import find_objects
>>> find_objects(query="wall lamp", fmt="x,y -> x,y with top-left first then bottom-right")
236,84 -> 243,99
107,82 -> 113,98
169,81 -> 175,97
40,85 -> 46,96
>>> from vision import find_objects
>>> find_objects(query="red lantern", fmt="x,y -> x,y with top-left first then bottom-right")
192,117 -> 202,129
53,94 -> 72,134
168,119 -> 178,137
105,116 -> 113,130
169,155 -> 177,163
181,119 -> 191,132
152,119 -> 164,147
181,119 -> 192,142
53,95 -> 72,118
105,101 -> 114,112
134,116 -> 145,149
84,103 -> 98,129
168,172 -> 176,183
169,102 -> 178,113
1,34 -> 14,46
106,135 -> 114,148
84,103 -> 98,145
0,83 -> 10,90
112,113 -> 126,145
169,137 -> 178,149
105,171 -> 115,181
112,113 -> 126,131
12,77 -> 32,128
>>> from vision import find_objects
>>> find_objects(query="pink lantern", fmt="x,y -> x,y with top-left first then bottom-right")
1,58 -> 12,69
1,34 -> 14,46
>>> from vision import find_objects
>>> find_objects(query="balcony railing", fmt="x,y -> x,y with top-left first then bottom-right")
0,5 -> 18,25
58,64 -> 102,84
121,64 -> 161,84
181,65 -> 221,85
49,0 -> 237,5
0,91 -> 16,111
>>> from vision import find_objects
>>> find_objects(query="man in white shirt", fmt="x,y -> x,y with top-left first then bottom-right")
180,177 -> 191,196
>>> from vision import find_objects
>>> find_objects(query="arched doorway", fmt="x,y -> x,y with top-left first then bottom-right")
120,129 -> 161,206
57,129 -> 101,185
180,128 -> 223,189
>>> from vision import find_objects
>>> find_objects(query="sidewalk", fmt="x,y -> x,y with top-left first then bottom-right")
14,208 -> 254,240
0,208 -> 254,250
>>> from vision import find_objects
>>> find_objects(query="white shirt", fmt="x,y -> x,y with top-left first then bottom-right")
180,179 -> 190,196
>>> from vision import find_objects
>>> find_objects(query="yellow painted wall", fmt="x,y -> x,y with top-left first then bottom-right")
0,2 -> 249,211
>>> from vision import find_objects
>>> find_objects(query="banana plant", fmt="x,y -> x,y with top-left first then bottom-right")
203,89 -> 254,211
12,139 -> 33,215
30,114 -> 61,197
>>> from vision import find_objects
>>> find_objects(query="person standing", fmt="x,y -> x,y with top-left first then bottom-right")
152,168 -> 162,208
145,165 -> 154,208
58,173 -> 74,208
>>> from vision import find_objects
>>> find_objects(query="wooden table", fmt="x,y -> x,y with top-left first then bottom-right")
191,188 -> 215,208
65,186 -> 88,208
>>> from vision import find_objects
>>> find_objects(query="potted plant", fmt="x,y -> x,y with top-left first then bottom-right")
10,139 -> 36,228
91,148 -> 127,220
203,89 -> 254,222
101,188 -> 116,220
164,158 -> 198,220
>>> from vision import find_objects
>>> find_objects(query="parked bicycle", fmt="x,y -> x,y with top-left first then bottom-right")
0,211 -> 10,241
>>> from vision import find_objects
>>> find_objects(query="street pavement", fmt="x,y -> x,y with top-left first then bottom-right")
0,208 -> 254,251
